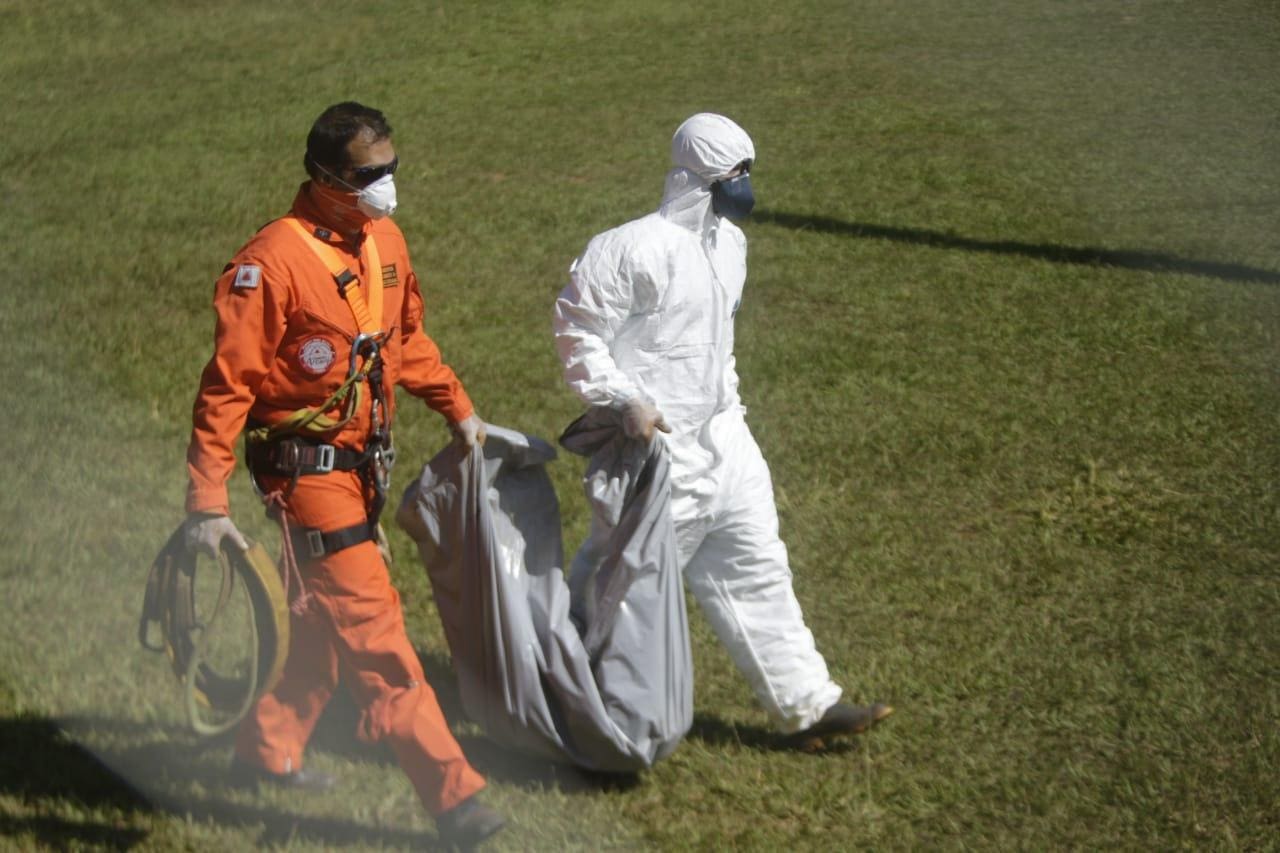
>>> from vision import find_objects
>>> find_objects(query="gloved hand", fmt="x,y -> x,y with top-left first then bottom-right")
450,413 -> 487,453
184,513 -> 249,558
622,398 -> 671,441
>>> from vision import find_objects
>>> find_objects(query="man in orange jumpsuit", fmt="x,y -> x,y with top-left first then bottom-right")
183,102 -> 504,847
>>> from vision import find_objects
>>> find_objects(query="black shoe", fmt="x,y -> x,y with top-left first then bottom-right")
786,702 -> 894,751
228,758 -> 338,792
436,796 -> 506,849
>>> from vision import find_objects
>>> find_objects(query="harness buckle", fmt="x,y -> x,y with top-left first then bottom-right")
313,444 -> 336,474
272,439 -> 336,475
306,530 -> 325,559
334,269 -> 357,295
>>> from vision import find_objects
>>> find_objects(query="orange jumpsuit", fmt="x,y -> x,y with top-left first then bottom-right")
185,183 -> 485,815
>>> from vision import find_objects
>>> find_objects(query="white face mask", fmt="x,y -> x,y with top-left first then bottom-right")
357,174 -> 398,219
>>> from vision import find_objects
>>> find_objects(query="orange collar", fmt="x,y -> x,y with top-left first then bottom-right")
291,181 -> 371,248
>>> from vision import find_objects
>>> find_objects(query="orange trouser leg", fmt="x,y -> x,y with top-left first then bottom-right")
237,469 -> 486,815
234,601 -> 340,775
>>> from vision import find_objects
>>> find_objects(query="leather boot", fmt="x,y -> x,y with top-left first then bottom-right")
435,795 -> 506,850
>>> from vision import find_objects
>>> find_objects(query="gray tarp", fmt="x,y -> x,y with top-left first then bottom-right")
395,408 -> 692,772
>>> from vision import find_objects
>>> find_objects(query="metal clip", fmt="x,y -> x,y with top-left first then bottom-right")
372,447 -> 392,492
349,332 -> 384,377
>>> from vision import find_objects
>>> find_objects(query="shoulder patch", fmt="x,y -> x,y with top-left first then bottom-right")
233,264 -> 262,290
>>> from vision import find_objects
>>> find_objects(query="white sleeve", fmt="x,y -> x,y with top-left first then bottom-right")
552,234 -> 646,409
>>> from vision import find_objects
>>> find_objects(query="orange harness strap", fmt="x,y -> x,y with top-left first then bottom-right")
283,217 -> 383,334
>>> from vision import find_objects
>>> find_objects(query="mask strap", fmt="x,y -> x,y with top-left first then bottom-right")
310,158 -> 362,194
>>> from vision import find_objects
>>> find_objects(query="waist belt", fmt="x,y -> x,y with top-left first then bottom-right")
245,430 -> 391,562
290,520 -> 376,561
248,436 -> 370,477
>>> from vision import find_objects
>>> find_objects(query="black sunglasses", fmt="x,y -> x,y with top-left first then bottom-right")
346,156 -> 399,187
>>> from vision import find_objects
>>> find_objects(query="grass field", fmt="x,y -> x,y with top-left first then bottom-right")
2,0 -> 1278,849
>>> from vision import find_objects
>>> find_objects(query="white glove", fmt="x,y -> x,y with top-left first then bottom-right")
450,413 -> 487,453
622,398 -> 671,441
185,513 -> 249,558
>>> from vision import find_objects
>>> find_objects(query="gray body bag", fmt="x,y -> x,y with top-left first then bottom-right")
395,408 -> 692,772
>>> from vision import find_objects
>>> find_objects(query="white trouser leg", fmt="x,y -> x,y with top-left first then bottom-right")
680,419 -> 841,732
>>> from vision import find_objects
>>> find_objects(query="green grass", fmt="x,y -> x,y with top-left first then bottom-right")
2,0 -> 1278,849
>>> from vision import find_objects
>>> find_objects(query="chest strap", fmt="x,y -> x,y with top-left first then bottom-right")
245,219 -> 387,444
282,216 -> 384,335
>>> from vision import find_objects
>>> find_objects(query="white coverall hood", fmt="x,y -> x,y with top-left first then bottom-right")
659,113 -> 756,232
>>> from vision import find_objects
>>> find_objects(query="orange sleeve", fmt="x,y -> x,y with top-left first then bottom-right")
397,270 -> 474,424
185,256 -> 291,514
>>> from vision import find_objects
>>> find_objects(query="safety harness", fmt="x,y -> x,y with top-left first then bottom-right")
245,217 -> 397,564
138,527 -> 290,736
141,220 -> 398,736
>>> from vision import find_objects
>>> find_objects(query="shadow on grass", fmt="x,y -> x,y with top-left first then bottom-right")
0,648 -> 640,848
0,814 -> 146,850
755,210 -> 1280,285
0,714 -> 150,849
453,733 -> 643,794
688,712 -> 865,756
0,713 -> 452,849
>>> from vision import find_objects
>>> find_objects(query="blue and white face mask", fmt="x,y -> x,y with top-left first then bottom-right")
710,173 -> 755,221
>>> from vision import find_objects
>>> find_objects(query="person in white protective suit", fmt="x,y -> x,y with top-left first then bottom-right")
553,113 -> 893,743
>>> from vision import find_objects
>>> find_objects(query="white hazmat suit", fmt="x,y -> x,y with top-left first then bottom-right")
553,113 -> 843,732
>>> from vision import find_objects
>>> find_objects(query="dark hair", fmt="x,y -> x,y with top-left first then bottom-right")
303,102 -> 393,178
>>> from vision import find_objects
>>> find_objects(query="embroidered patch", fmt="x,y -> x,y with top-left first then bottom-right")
298,337 -> 337,375
381,263 -> 399,287
233,264 -> 262,289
